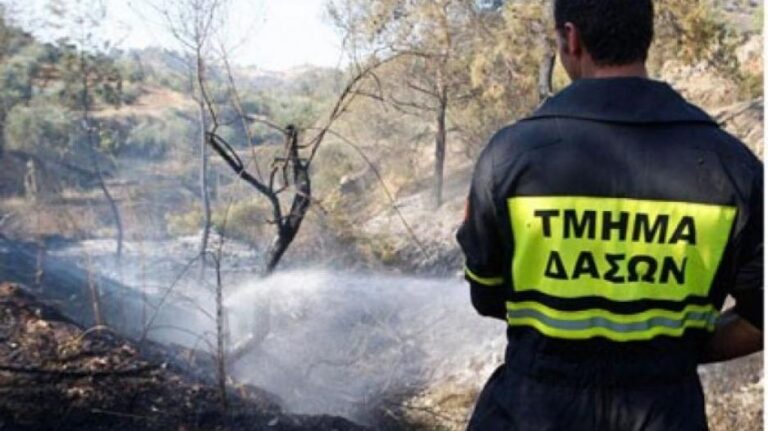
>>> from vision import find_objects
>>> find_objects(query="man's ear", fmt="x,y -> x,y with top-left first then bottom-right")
562,22 -> 582,57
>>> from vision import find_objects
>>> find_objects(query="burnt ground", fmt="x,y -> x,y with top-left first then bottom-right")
0,283 -> 367,431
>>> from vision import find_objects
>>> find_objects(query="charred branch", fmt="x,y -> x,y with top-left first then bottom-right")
206,126 -> 309,276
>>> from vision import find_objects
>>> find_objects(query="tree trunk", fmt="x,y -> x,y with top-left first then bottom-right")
81,52 -> 123,260
196,47 -> 213,266
263,128 -> 311,276
94,164 -> 123,259
538,49 -> 556,103
0,119 -> 5,158
198,97 -> 212,263
434,93 -> 447,209
87,263 -> 103,326
213,256 -> 228,408
262,187 -> 310,276
34,239 -> 45,290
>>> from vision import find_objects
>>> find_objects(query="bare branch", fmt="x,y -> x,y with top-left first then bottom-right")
218,42 -> 265,181
304,53 -> 405,167
406,80 -> 440,98
243,114 -> 288,134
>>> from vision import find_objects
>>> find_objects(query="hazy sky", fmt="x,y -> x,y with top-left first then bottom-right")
3,0 -> 344,70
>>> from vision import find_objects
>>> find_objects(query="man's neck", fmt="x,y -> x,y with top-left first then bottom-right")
583,62 -> 648,79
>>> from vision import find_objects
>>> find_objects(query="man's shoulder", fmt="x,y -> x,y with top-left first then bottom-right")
484,117 -> 562,159
525,78 -> 718,125
708,125 -> 763,177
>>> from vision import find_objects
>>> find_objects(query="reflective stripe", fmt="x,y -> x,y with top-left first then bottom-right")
465,266 -> 504,286
506,301 -> 718,341
507,301 -> 716,323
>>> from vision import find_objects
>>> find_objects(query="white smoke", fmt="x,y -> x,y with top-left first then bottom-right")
49,238 -> 506,424
225,270 -> 505,422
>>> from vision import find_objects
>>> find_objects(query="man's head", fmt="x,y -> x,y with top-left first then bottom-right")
554,0 -> 654,80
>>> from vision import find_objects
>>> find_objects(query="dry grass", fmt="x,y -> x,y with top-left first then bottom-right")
93,86 -> 196,120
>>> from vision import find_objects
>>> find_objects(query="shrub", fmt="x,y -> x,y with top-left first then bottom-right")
212,198 -> 273,245
120,82 -> 143,104
121,113 -> 193,159
165,208 -> 203,237
4,101 -> 73,160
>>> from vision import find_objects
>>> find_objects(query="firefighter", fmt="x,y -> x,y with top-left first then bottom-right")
457,1 -> 763,430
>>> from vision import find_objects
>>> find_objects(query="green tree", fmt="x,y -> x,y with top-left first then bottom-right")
4,101 -> 73,159
461,0 -> 557,145
329,0 -> 479,208
151,0 -> 231,263
0,10 -> 39,155
652,0 -> 755,96
46,0 -> 125,260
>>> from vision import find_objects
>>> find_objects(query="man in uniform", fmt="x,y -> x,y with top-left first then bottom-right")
457,1 -> 763,429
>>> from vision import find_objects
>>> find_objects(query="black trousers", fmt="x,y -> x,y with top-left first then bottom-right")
467,364 -> 708,431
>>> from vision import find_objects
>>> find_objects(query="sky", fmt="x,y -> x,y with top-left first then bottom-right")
2,0 -> 345,71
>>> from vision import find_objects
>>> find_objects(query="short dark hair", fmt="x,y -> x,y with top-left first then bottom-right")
554,0 -> 654,66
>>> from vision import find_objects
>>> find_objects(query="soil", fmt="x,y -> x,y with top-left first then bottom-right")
0,282 -> 367,431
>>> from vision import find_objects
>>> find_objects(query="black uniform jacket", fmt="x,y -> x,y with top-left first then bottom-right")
457,77 -> 762,384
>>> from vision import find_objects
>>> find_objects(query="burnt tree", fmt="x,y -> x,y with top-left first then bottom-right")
205,56 -> 394,276
207,125 -> 309,276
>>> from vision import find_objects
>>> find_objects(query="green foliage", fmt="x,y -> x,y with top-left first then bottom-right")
254,68 -> 341,135
263,92 -> 321,131
52,46 -> 125,110
120,81 -> 143,104
650,1 -> 761,103
652,1 -> 743,76
358,232 -> 400,265
462,0 -> 554,142
4,101 -> 73,160
96,126 -> 121,156
754,4 -> 764,29
0,44 -> 53,103
0,12 -> 35,61
115,55 -> 147,83
167,198 -> 274,243
334,0 -> 761,163
738,70 -> 763,100
212,198 -> 273,245
166,208 -> 204,236
121,114 -> 194,159
311,140 -> 360,193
